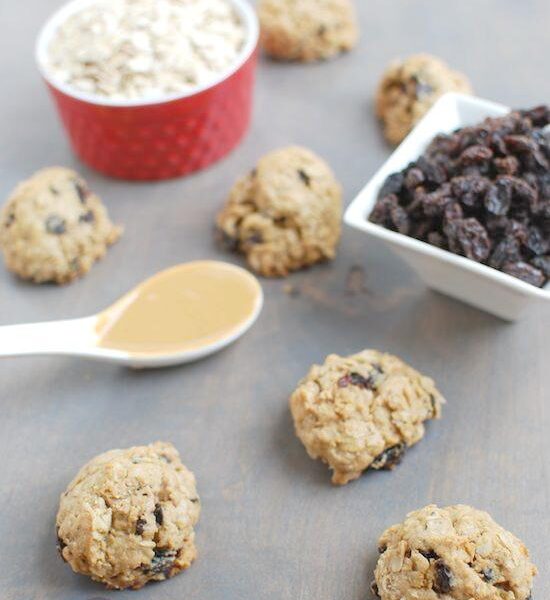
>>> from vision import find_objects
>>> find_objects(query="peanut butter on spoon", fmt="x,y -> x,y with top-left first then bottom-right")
96,261 -> 263,355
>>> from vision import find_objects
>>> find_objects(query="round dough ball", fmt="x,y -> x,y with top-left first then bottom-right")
376,54 -> 473,144
56,442 -> 200,590
258,0 -> 358,62
289,350 -> 444,485
0,167 -> 121,284
373,504 -> 537,600
217,146 -> 342,277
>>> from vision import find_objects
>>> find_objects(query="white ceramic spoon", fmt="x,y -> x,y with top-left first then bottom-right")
0,261 -> 263,369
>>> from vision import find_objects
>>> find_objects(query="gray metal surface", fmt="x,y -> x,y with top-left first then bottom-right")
0,1 -> 548,598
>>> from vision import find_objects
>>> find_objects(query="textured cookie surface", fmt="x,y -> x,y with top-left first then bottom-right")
56,442 -> 200,590
373,504 -> 537,600
376,54 -> 472,144
0,167 -> 121,284
217,146 -> 342,277
258,0 -> 358,62
289,350 -> 443,485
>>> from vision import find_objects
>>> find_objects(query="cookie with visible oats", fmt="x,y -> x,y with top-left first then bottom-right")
373,504 -> 537,600
0,167 -> 121,284
258,0 -> 358,62
56,442 -> 200,590
289,350 -> 444,485
217,146 -> 342,277
376,53 -> 472,144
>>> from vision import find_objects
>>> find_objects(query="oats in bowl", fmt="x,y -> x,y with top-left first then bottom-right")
45,0 -> 246,101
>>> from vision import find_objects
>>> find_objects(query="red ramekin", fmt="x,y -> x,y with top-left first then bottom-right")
35,0 -> 259,181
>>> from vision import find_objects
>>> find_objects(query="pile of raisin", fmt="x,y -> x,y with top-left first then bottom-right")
370,106 -> 550,287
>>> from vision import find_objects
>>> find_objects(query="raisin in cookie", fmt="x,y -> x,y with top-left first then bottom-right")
373,504 -> 537,600
376,54 -> 473,145
258,0 -> 358,62
0,167 -> 121,284
56,442 -> 200,590
217,146 -> 342,277
289,350 -> 444,485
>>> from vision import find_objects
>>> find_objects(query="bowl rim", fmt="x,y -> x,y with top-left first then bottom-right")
344,92 -> 550,301
35,0 -> 259,108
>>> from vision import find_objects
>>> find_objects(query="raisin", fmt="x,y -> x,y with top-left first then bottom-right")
511,178 -> 539,210
56,530 -> 67,558
405,167 -> 425,189
45,215 -> 66,235
504,134 -> 538,155
5,213 -> 15,227
489,239 -> 521,269
451,175 -> 489,208
422,185 -> 452,217
73,180 -> 90,203
433,560 -> 455,594
370,581 -> 381,598
416,156 -> 446,185
390,203 -> 410,234
297,169 -> 311,187
494,156 -> 520,175
190,497 -> 200,504
525,226 -> 548,256
445,218 -> 491,262
505,219 -> 529,244
338,372 -> 375,390
378,172 -> 404,198
370,194 -> 396,226
244,232 -> 263,245
443,201 -> 464,223
521,105 -> 550,127
154,504 -> 163,526
135,518 -> 147,535
371,444 -> 405,470
485,177 -> 513,215
371,194 -> 410,233
459,145 -> 493,165
502,261 -> 545,287
481,567 -> 496,583
79,210 -> 95,223
147,548 -> 177,575
419,549 -> 439,561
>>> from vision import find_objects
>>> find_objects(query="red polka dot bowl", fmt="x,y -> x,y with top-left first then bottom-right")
35,0 -> 259,181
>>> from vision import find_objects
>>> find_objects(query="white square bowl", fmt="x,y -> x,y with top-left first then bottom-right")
344,93 -> 550,321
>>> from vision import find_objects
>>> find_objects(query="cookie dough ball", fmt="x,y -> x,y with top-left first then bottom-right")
56,442 -> 200,590
258,0 -> 358,62
217,146 -> 342,277
376,54 -> 473,144
373,504 -> 537,600
0,167 -> 121,284
289,350 -> 444,485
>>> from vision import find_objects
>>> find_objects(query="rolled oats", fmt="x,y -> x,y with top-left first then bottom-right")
46,0 -> 246,100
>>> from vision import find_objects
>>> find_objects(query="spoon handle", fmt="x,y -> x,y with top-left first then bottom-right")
0,317 -> 96,358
